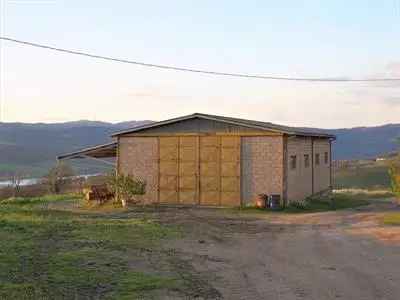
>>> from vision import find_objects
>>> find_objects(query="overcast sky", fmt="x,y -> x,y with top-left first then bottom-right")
1,0 -> 399,128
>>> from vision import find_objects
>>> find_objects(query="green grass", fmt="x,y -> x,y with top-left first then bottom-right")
334,165 -> 391,190
383,213 -> 400,225
284,192 -> 371,213
234,192 -> 372,214
0,195 -> 179,299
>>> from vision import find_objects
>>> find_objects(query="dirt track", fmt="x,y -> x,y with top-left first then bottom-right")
155,200 -> 400,300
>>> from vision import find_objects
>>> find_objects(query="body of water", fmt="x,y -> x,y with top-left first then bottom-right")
0,174 -> 102,188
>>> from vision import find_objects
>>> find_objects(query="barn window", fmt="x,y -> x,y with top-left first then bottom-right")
290,155 -> 297,170
324,152 -> 329,164
304,154 -> 310,168
315,153 -> 320,165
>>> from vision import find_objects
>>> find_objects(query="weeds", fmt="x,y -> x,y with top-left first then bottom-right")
0,195 -> 179,299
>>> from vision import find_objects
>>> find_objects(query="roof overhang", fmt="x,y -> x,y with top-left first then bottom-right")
111,113 -> 336,139
57,142 -> 117,160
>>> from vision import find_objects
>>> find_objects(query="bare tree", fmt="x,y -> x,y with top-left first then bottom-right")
10,172 -> 23,197
44,162 -> 75,194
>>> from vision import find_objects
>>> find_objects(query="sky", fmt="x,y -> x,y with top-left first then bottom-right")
0,0 -> 399,128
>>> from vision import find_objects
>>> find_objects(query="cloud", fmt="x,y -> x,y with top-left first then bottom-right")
382,96 -> 400,107
367,61 -> 400,88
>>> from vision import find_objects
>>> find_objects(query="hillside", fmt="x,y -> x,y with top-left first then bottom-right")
0,120 -> 399,178
0,120 -> 151,178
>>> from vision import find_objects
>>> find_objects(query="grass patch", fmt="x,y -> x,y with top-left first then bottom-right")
233,192 -> 372,214
0,195 -> 179,299
334,165 -> 390,190
383,213 -> 400,225
284,192 -> 371,213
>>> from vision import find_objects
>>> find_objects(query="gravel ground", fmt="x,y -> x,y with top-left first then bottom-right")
157,200 -> 400,300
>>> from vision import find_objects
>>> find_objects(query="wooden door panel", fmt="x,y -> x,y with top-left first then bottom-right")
200,191 -> 220,205
221,162 -> 239,177
200,147 -> 219,162
200,136 -> 219,147
221,177 -> 239,192
159,175 -> 178,189
200,176 -> 219,191
179,176 -> 197,189
221,136 -> 240,148
159,190 -> 178,203
179,190 -> 197,204
180,147 -> 196,162
221,191 -> 240,206
159,137 -> 179,204
159,161 -> 178,176
220,136 -> 241,206
200,162 -> 219,177
221,148 -> 239,162
179,136 -> 197,147
160,137 -> 179,147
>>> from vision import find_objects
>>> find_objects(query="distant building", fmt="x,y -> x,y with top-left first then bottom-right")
59,113 -> 335,206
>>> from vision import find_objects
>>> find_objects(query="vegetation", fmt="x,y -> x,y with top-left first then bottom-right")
107,173 -> 146,206
383,213 -> 400,226
43,162 -> 75,194
284,192 -> 371,213
0,195 -> 179,299
388,140 -> 400,199
334,164 -> 391,190
236,191 -> 373,214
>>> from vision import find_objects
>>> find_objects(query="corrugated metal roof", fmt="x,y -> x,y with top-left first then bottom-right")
111,113 -> 336,138
57,142 -> 117,160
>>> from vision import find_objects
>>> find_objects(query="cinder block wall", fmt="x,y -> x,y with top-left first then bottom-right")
286,137 -> 313,202
118,137 -> 158,203
313,139 -> 331,193
241,136 -> 284,205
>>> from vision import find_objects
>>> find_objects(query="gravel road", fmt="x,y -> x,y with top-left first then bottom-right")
163,201 -> 400,300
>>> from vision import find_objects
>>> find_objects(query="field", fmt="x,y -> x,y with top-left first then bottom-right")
0,195 -> 182,299
334,163 -> 391,190
1,192 -> 400,299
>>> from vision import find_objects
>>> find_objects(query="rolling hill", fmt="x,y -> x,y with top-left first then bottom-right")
0,120 -> 399,178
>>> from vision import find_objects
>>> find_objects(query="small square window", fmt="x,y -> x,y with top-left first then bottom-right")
315,153 -> 320,165
304,154 -> 310,168
290,155 -> 297,170
324,152 -> 329,164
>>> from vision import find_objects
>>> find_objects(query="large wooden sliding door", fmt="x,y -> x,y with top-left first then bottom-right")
159,137 -> 179,203
199,136 -> 220,205
159,135 -> 240,206
178,137 -> 198,204
199,136 -> 241,206
220,137 -> 241,206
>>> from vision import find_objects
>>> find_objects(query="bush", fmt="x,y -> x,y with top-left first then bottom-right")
43,163 -> 75,194
107,173 -> 146,206
389,155 -> 400,198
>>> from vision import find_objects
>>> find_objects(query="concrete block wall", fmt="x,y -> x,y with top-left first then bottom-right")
313,139 -> 331,193
118,137 -> 159,204
286,137 -> 313,202
241,136 -> 284,205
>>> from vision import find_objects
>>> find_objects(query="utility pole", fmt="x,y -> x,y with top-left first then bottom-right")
0,0 -> 5,123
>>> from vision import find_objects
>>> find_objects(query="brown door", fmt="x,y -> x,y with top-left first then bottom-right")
159,137 -> 179,203
199,136 -> 241,206
178,137 -> 198,204
220,137 -> 241,206
199,136 -> 221,205
159,135 -> 241,206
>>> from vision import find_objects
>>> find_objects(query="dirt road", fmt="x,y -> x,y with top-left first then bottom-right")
155,201 -> 400,300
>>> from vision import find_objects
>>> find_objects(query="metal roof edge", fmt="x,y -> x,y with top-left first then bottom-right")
110,112 -> 335,139
57,141 -> 117,160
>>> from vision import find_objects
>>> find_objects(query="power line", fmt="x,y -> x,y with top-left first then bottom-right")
1,36 -> 400,82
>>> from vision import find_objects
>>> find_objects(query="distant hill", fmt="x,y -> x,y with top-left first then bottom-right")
0,120 -> 399,178
0,120 -> 152,178
326,124 -> 400,160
